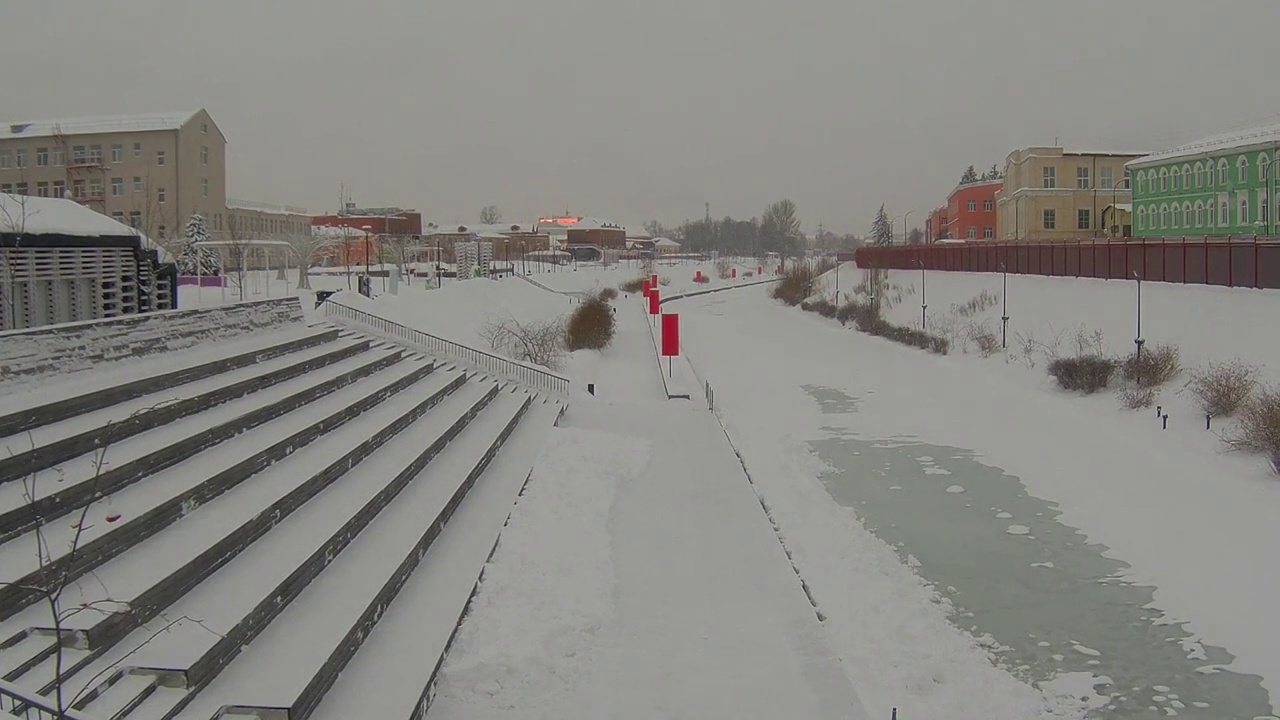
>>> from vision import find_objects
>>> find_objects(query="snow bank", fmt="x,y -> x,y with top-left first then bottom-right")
431,427 -> 651,718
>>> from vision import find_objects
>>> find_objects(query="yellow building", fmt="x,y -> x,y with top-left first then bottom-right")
995,146 -> 1146,240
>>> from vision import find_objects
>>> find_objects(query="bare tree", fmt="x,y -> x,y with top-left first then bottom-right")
283,229 -> 335,291
127,172 -> 176,258
223,215 -> 252,301
480,204 -> 502,225
3,409 -> 219,717
381,234 -> 416,285
0,187 -> 37,331
479,314 -> 567,370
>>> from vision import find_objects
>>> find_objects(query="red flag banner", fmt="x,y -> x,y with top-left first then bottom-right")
651,274 -> 659,289
661,313 -> 679,356
648,289 -> 660,315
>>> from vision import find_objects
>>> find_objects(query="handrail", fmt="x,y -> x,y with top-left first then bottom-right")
658,277 -> 781,305
513,273 -> 587,298
0,678 -> 97,720
320,301 -> 570,396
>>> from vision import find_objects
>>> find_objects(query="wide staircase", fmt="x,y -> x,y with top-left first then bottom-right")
0,298 -> 565,720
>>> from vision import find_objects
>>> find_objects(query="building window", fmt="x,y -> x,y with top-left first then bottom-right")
1259,191 -> 1270,224
1182,164 -> 1191,190
133,142 -> 142,158
0,184 -> 10,194
1182,202 -> 1192,228
1137,172 -> 1146,194
36,181 -> 49,197
201,122 -> 208,134
1195,201 -> 1205,227
202,178 -> 209,197
1218,159 -> 1229,185
1159,168 -> 1168,191
156,150 -> 166,166
1194,162 -> 1204,187
14,183 -> 27,195
1238,156 -> 1249,184
51,148 -> 63,166
966,226 -> 977,239
1159,204 -> 1168,228
129,211 -> 142,228
1100,166 -> 1113,189
1261,153 -> 1273,183
983,199 -> 993,211
111,177 -> 123,196
1238,192 -> 1249,224
1219,196 -> 1229,225
88,178 -> 103,198
14,149 -> 26,168
111,211 -> 125,223
157,187 -> 166,204
1124,168 -> 1131,189
1137,206 -> 1146,230
88,145 -> 102,164
200,146 -> 209,165
133,176 -> 143,193
1042,209 -> 1056,229
1042,166 -> 1056,188
52,180 -> 65,198
983,227 -> 994,238
35,147 -> 48,166
0,150 -> 11,169
1077,208 -> 1090,230
966,200 -> 976,212
1077,166 -> 1090,189
111,144 -> 123,163
72,179 -> 86,198
1171,204 -> 1180,228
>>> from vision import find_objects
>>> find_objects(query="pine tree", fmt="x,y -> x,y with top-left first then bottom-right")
871,204 -> 894,246
176,214 -> 222,275
989,163 -> 1002,179
960,165 -> 979,184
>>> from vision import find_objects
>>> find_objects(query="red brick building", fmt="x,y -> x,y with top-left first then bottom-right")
926,206 -> 948,242
945,179 -> 1002,240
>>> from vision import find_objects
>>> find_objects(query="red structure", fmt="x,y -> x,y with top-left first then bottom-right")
854,237 -> 1280,289
311,206 -> 423,268
648,289 -> 660,315
945,179 -> 1002,241
661,314 -> 680,356
926,206 -> 948,242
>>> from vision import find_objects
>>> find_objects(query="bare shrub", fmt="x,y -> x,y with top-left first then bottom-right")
837,300 -> 877,327
1187,360 -> 1259,417
1048,355 -> 1118,393
951,289 -> 1000,318
715,257 -> 733,279
1225,387 -> 1280,474
1073,325 -> 1106,357
1118,383 -> 1158,410
619,277 -> 646,293
480,314 -> 567,369
964,321 -> 1000,358
772,260 -> 835,306
597,286 -> 618,301
800,299 -> 838,318
1121,343 -> 1181,388
564,294 -> 616,351
658,276 -> 671,287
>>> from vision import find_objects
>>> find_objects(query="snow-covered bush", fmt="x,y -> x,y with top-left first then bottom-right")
175,214 -> 221,276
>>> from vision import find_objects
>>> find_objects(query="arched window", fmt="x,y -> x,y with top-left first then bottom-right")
1159,168 -> 1169,192
1137,172 -> 1147,194
1195,161 -> 1205,187
1239,194 -> 1250,225
1182,164 -> 1192,190
1259,153 -> 1272,183
1137,206 -> 1147,230
1170,203 -> 1180,228
1238,156 -> 1249,184
1219,198 -> 1229,226
1218,159 -> 1230,185
1195,200 -> 1205,226
1182,202 -> 1192,228
1160,203 -> 1169,228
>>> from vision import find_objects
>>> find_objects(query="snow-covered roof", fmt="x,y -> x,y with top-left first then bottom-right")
312,225 -> 365,237
625,226 -> 653,239
1104,203 -> 1133,212
564,217 -> 623,231
0,193 -> 173,261
654,237 -> 680,247
1129,122 -> 1280,167
226,197 -> 309,216
2,110 -> 201,139
424,222 -> 537,236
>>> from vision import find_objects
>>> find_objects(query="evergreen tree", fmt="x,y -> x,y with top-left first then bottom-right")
871,204 -> 894,246
176,214 -> 222,275
989,163 -> 1002,179
960,165 -> 980,184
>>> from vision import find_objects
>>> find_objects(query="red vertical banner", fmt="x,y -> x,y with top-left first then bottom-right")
661,313 -> 680,356
695,270 -> 702,281
650,274 -> 659,289
648,288 -> 660,315
731,267 -> 737,278
642,278 -> 651,296
758,265 -> 763,275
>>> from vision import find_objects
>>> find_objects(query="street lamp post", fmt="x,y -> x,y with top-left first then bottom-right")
903,210 -> 914,246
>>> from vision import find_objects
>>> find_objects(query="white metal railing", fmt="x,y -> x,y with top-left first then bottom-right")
320,300 -> 570,396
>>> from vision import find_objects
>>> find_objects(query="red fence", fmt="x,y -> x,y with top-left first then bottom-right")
853,237 -> 1280,290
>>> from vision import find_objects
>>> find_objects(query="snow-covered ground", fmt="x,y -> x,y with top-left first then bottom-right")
671,269 -> 1280,716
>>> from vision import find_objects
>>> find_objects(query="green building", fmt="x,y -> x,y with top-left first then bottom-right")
1127,124 -> 1280,237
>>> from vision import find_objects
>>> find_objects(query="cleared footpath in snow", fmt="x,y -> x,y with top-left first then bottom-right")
432,295 -> 868,719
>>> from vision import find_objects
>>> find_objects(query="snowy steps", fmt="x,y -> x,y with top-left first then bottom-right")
0,317 -> 565,720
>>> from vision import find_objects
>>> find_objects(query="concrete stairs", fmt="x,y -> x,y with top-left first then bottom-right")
0,303 -> 565,720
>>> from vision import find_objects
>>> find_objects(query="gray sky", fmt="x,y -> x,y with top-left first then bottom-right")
5,0 -> 1278,233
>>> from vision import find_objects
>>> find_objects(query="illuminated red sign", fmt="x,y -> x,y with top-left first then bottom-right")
538,216 -> 581,226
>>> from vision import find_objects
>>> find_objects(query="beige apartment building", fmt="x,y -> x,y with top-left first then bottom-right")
995,146 -> 1146,240
0,109 -> 228,245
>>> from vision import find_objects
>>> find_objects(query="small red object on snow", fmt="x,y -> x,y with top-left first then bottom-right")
105,512 -> 122,523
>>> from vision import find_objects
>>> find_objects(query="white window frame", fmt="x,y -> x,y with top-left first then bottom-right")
14,148 -> 27,168
966,226 -> 977,239
111,177 -> 123,196
1042,166 -> 1056,189
1137,206 -> 1146,230
200,146 -> 209,165
1260,153 -> 1272,182
1077,166 -> 1090,189
201,178 -> 209,197
1218,159 -> 1229,186
1042,208 -> 1056,229
1238,156 -> 1249,184
0,150 -> 11,169
1260,190 -> 1270,224
1182,201 -> 1192,229
133,176 -> 143,193
1137,172 -> 1146,194
983,199 -> 993,212
157,187 -> 167,204
111,144 -> 123,163
1238,192 -> 1249,225
1077,208 -> 1090,230
1159,168 -> 1168,191
133,142 -> 142,158
983,227 -> 994,238
1219,195 -> 1229,226
1160,203 -> 1169,228
1195,200 -> 1205,227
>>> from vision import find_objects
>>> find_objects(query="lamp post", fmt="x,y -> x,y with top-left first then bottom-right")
918,259 -> 927,330
361,224 -> 372,278
1000,261 -> 1009,349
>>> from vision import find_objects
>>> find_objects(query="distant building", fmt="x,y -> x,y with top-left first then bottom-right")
1127,123 -> 1280,237
925,206 -> 948,242
995,147 -> 1142,240
945,179 -> 1002,240
0,193 -> 176,330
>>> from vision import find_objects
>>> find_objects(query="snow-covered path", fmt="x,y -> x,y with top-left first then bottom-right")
433,298 -> 867,718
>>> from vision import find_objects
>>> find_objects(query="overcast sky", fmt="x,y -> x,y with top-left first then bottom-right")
4,0 -> 1278,233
